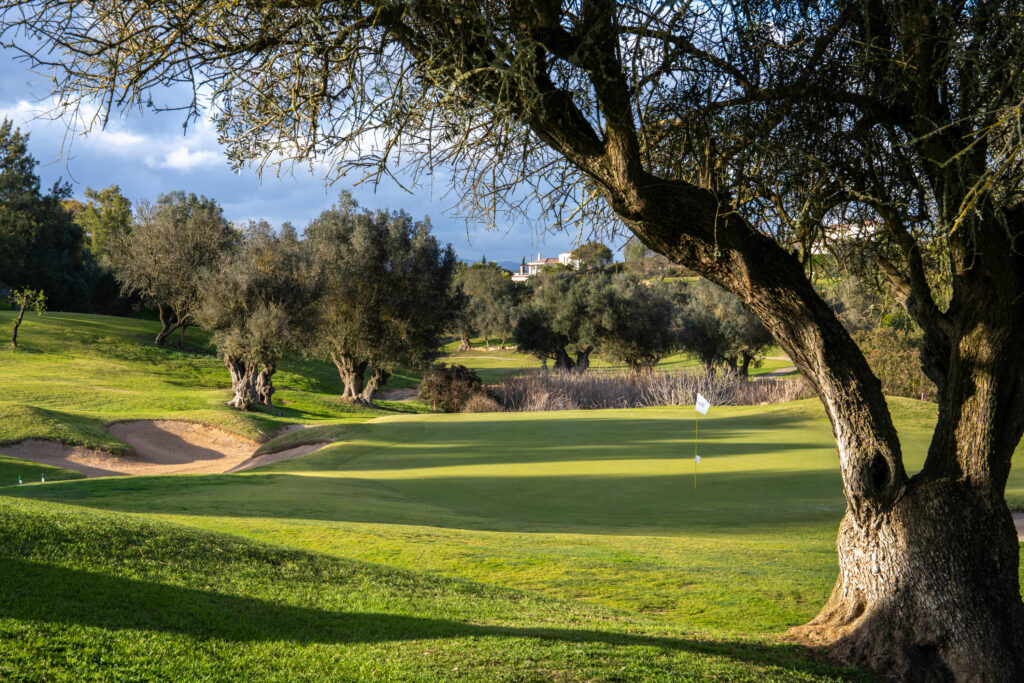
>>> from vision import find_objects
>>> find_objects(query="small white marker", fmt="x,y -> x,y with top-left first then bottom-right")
18,476 -> 22,485
695,455 -> 701,464
41,474 -> 45,483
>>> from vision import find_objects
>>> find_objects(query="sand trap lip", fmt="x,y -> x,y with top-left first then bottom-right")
0,420 -> 330,478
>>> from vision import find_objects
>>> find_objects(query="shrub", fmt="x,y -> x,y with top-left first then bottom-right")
854,328 -> 936,402
418,363 -> 483,412
462,392 -> 503,413
491,368 -> 814,411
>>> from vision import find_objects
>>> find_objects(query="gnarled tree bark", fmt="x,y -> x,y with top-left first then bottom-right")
332,352 -> 368,402
224,354 -> 259,410
358,366 -> 391,404
224,355 -> 277,410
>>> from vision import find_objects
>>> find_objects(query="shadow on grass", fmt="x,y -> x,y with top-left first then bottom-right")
0,557 -> 869,680
252,411 -> 836,472
6,468 -> 847,535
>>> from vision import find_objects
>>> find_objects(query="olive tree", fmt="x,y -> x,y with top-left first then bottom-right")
600,275 -> 685,373
8,1 -> 1024,676
456,262 -> 521,349
306,194 -> 461,404
111,192 -> 234,347
681,279 -> 774,378
196,222 -> 320,410
514,271 -> 610,372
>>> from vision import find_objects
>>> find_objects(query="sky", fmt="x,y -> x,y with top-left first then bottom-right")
0,47 -> 617,265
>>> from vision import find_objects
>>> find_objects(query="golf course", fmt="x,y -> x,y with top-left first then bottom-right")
1,311 -> 1019,680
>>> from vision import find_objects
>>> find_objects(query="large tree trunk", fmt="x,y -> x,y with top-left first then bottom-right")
224,355 -> 259,410
573,346 -> 593,374
332,353 -> 367,402
739,352 -> 753,380
552,346 -> 574,372
358,367 -> 391,404
790,479 -> 1023,681
175,324 -> 187,350
456,335 -> 472,352
255,362 -> 275,407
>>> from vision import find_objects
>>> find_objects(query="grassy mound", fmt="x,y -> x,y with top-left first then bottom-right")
0,455 -> 82,486
0,496 -> 867,681
0,311 -> 408,451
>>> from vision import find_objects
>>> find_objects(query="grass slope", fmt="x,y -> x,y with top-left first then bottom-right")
10,399 -> 1002,643
5,311 -> 1012,680
0,311 -> 413,452
0,497 -> 867,681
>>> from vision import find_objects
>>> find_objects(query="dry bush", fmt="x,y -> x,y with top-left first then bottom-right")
418,363 -> 483,412
491,369 -> 814,412
461,393 -> 504,413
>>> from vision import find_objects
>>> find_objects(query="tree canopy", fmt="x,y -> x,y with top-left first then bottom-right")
111,191 -> 235,347
0,118 -> 92,311
76,185 -> 132,267
306,193 -> 461,404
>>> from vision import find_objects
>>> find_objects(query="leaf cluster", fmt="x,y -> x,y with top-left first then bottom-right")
111,191 -> 235,325
195,221 -> 321,368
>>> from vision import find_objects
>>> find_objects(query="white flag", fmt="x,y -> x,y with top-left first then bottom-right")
695,393 -> 710,415
695,455 -> 701,464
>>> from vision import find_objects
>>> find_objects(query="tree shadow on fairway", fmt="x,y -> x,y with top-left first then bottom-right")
0,557 -> 870,680
265,410 -> 836,474
8,468 -> 848,535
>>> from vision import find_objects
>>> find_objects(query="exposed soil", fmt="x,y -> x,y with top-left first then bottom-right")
376,387 -> 419,401
1,420 -> 329,478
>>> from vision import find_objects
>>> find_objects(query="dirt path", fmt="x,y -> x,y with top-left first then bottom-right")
1,420 -> 329,479
759,365 -> 798,378
376,387 -> 419,401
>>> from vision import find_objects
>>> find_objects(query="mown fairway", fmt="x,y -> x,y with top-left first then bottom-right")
2,312 -> 1021,680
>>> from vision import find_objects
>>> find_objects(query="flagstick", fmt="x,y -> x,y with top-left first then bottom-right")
694,415 -> 698,490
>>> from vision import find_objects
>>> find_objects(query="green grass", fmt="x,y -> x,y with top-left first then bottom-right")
7,398 -> 996,643
0,496 -> 869,681
0,311 -> 400,452
0,455 -> 82,485
1,311 -> 994,680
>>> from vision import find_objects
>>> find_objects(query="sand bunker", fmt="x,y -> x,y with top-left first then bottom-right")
1,420 -> 328,478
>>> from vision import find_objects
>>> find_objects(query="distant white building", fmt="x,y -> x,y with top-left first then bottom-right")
512,252 -> 579,282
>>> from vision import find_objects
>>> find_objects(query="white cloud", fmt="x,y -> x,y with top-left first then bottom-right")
0,95 -> 225,173
150,145 -> 222,171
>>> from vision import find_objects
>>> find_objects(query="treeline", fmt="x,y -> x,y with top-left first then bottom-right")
455,262 -> 774,378
0,119 -> 130,313
114,191 -> 459,410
